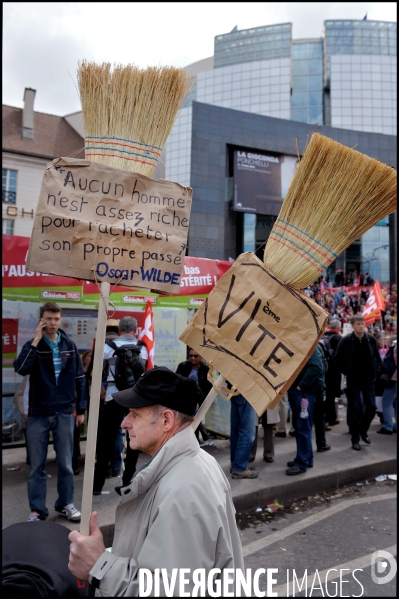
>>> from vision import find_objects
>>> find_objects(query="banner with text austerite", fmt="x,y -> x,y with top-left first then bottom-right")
3,236 -> 233,306
26,158 -> 192,294
2,234 -> 82,302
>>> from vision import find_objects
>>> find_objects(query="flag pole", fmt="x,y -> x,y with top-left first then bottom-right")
192,374 -> 226,431
80,281 -> 110,535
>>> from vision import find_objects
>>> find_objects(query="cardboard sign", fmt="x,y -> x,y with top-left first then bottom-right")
26,158 -> 192,294
180,252 -> 328,416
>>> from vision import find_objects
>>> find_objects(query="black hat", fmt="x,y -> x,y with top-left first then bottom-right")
112,366 -> 204,416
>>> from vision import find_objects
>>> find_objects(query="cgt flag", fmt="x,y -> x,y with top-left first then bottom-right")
362,280 -> 385,325
139,300 -> 155,369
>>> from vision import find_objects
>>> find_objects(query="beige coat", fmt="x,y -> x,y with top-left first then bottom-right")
90,425 -> 244,596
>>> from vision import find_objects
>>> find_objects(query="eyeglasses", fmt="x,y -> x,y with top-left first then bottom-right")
189,354 -> 199,358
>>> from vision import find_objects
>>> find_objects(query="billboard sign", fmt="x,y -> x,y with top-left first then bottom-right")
233,148 -> 297,215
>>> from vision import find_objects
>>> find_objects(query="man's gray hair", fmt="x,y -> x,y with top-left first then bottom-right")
329,319 -> 341,330
149,404 -> 194,425
119,316 -> 137,333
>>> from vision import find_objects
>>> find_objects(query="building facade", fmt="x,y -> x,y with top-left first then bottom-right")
2,19 -> 397,285
2,89 -> 85,238
165,18 -> 396,285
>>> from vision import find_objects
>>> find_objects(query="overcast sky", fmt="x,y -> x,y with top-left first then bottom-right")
3,2 -> 397,116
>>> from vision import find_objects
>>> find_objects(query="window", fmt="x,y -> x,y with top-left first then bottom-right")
293,43 -> 308,58
308,75 -> 323,90
308,59 -> 323,74
309,91 -> 323,106
291,92 -> 307,107
291,107 -> 307,122
2,169 -> 17,204
308,106 -> 323,124
292,75 -> 307,91
2,219 -> 15,235
292,60 -> 307,75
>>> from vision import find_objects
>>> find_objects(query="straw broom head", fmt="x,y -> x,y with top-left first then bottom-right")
77,61 -> 194,177
263,133 -> 397,289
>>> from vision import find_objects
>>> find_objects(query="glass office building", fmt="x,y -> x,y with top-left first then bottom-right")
166,19 -> 396,285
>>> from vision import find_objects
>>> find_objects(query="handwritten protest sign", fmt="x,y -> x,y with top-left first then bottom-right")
26,157 -> 192,294
180,252 -> 328,415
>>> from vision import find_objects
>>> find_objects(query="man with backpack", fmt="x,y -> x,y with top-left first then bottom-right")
93,316 -> 148,495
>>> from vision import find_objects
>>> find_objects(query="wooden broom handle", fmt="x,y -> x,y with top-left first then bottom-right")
192,374 -> 226,431
80,281 -> 110,535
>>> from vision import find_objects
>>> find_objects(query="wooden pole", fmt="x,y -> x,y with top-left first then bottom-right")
80,281 -> 110,535
192,374 -> 226,431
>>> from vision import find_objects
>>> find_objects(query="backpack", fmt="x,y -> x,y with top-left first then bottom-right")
318,335 -> 334,374
107,340 -> 146,391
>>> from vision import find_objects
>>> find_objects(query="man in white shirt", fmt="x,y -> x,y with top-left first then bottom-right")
93,316 -> 147,494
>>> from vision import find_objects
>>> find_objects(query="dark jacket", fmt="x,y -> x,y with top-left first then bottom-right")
323,330 -> 342,353
13,329 -> 86,417
293,345 -> 325,394
2,521 -> 89,597
176,360 -> 212,403
335,332 -> 382,380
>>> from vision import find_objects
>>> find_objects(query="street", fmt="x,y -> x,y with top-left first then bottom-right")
238,480 -> 397,597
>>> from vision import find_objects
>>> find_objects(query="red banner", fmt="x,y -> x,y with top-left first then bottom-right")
2,234 -> 79,287
362,281 -> 385,325
2,319 -> 18,353
2,318 -> 18,365
138,301 -> 155,369
3,235 -> 233,297
177,256 -> 232,295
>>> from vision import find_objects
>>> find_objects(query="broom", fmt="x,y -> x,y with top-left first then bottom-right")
191,132 -> 396,428
77,61 -> 193,534
263,133 -> 397,289
77,60 -> 193,177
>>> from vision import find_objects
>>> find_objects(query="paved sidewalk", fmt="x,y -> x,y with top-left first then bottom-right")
3,408 -> 396,547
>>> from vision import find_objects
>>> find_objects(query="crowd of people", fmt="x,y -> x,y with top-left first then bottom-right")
4,296 -> 396,596
304,278 -> 397,341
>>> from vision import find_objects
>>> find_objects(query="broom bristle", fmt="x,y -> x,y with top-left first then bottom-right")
263,133 -> 397,289
77,61 -> 194,177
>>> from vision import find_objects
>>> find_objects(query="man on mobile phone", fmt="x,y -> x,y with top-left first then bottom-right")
14,302 -> 87,523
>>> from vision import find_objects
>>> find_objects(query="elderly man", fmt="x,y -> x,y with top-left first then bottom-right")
68,367 -> 244,596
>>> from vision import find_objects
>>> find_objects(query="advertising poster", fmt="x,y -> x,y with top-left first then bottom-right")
152,307 -> 188,371
204,394 -> 231,437
233,148 -> 298,215
61,310 -> 99,352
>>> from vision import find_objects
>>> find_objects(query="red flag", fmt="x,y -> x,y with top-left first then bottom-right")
353,275 -> 360,287
138,300 -> 155,369
373,281 -> 385,311
362,281 -> 385,325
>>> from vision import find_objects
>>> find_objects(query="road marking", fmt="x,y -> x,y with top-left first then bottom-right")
272,544 -> 397,597
242,492 -> 395,557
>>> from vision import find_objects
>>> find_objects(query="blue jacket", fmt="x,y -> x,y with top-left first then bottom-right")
13,329 -> 87,417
